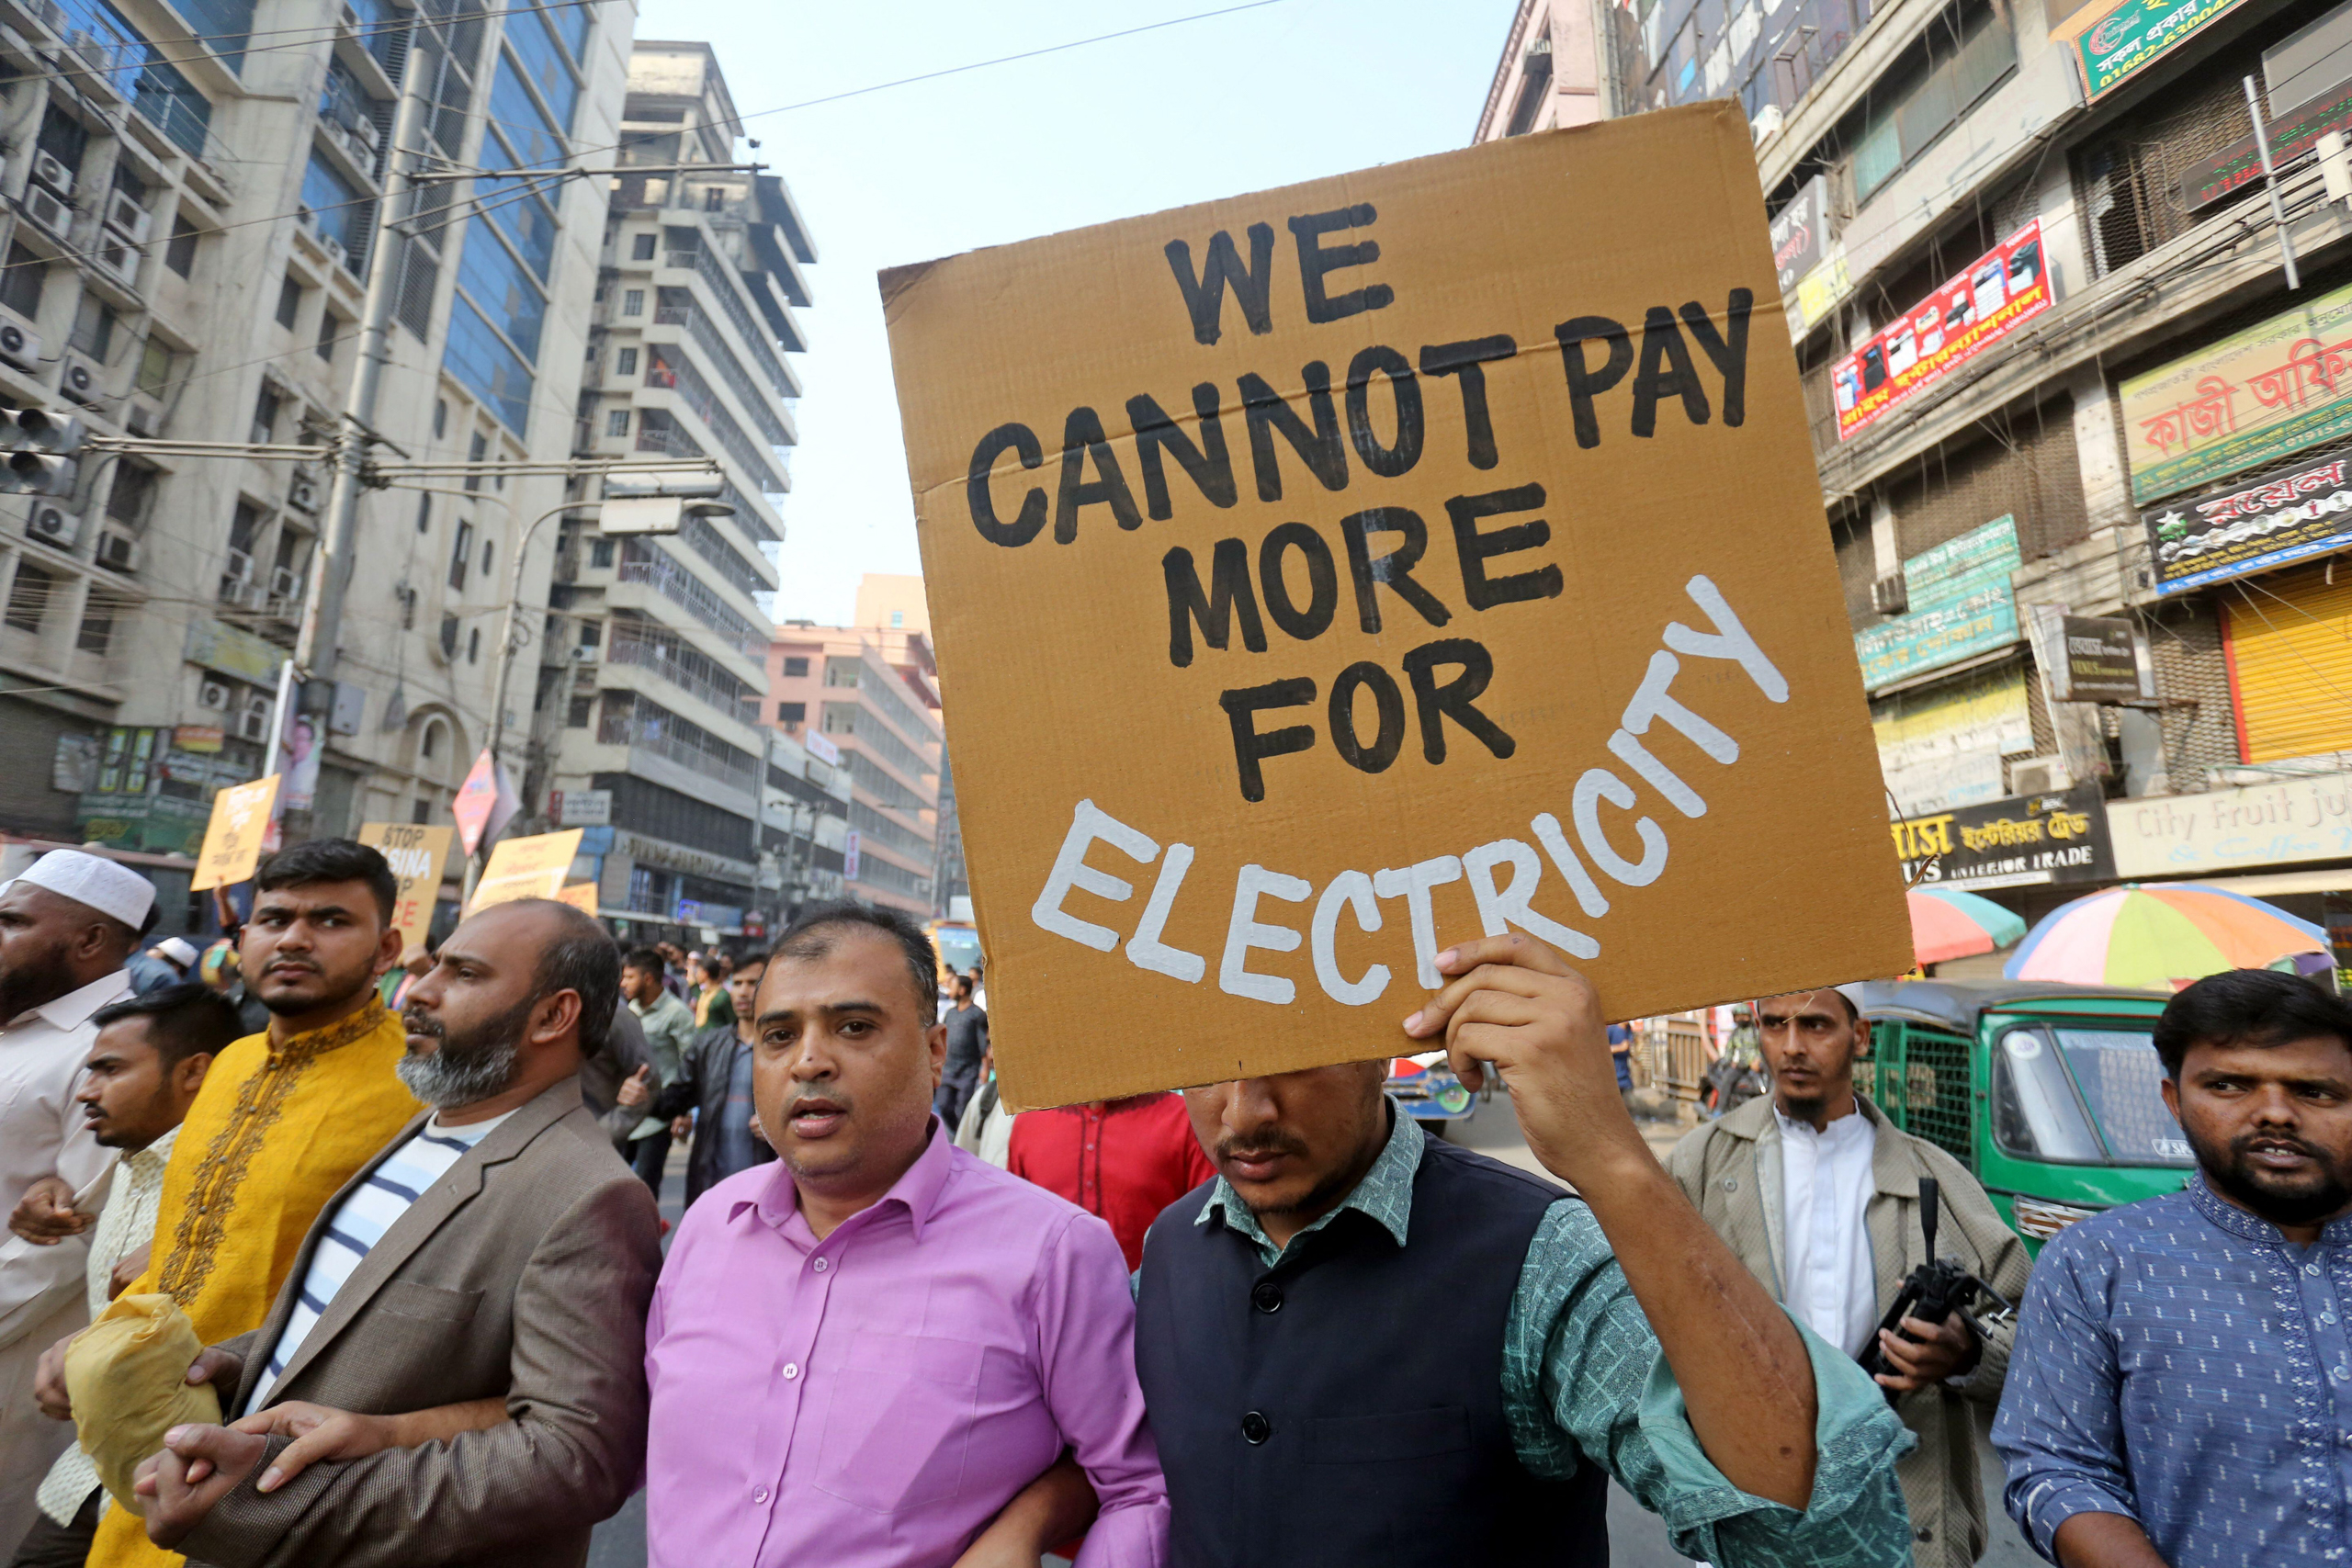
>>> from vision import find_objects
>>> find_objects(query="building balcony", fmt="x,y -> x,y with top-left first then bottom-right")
606,624 -> 762,728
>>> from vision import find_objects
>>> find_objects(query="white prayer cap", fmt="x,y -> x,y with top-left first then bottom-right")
155,936 -> 199,968
11,849 -> 155,930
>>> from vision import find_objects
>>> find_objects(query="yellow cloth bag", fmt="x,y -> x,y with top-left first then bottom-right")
63,1294 -> 222,1515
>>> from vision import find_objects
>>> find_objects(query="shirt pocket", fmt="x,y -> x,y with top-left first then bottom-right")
813,1330 -> 987,1516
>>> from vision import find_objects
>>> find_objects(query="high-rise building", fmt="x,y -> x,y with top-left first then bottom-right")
850,572 -> 964,915
1526,0 -> 2352,976
0,0 -> 629,929
539,39 -> 812,945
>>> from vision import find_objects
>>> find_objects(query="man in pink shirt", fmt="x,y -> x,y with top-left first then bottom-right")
642,901 -> 1167,1567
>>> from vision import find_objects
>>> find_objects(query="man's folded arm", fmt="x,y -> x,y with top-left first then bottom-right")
177,1175 -> 664,1568
1032,1211 -> 1169,1566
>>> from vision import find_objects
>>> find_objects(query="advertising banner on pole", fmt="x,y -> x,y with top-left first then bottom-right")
191,775 -> 280,891
1829,221 -> 2052,442
882,103 -> 1914,1109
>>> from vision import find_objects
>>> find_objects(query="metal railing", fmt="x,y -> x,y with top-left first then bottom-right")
598,709 -> 759,795
606,624 -> 760,724
644,348 -> 786,494
665,243 -> 793,400
615,539 -> 767,658
654,299 -> 797,413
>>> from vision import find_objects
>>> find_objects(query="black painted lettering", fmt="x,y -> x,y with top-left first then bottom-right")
1418,336 -> 1517,470
1221,677 -> 1318,802
1340,508 -> 1453,633
1402,639 -> 1515,764
967,423 -> 1046,547
1239,363 -> 1349,502
1329,660 -> 1405,774
1053,406 -> 1142,543
1258,522 -> 1339,641
1344,346 -> 1422,479
1163,540 -> 1267,668
1163,223 -> 1276,346
1678,289 -> 1754,427
1288,205 -> 1394,325
1630,306 -> 1711,437
1127,385 -> 1238,519
1445,484 -> 1562,612
1554,317 -> 1633,450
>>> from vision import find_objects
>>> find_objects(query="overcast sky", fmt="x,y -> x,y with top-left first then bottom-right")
632,0 -> 1521,625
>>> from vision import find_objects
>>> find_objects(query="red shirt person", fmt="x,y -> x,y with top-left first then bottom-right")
1010,1092 -> 1216,1269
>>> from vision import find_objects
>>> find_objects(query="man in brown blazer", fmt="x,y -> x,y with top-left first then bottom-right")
123,897 -> 662,1568
1666,987 -> 2030,1568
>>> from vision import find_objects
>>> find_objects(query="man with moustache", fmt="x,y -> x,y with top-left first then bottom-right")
1996,969 -> 2352,1568
6,984 -> 232,1568
43,840 -> 423,1568
1668,988 -> 2030,1567
643,952 -> 776,1209
641,901 -> 1167,1567
1136,935 -> 1913,1568
0,849 -> 153,1549
111,897 -> 661,1567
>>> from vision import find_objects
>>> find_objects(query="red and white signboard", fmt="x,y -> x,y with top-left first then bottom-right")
1831,220 -> 2052,442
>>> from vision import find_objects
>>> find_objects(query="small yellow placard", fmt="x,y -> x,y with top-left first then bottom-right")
191,775 -> 280,891
468,829 -> 583,914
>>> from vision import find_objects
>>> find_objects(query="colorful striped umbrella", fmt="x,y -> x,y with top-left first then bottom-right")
1908,886 -> 2029,965
2004,884 -> 2331,991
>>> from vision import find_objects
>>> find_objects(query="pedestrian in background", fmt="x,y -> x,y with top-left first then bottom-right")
123,937 -> 198,998
1010,1093 -> 1214,1270
1996,969 -> 2352,1568
620,947 -> 696,1201
955,1046 -> 1014,1168
933,971 -> 988,1131
690,953 -> 733,1031
1668,987 -> 2030,1568
652,952 -> 775,1209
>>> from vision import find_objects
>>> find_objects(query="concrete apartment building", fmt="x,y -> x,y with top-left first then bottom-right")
1492,0 -> 2352,979
540,39 -> 815,942
769,573 -> 944,918
0,0 -> 630,924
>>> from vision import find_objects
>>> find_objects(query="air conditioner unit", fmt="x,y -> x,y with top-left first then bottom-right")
89,234 -> 138,288
29,152 -> 70,197
287,477 -> 321,513
123,397 -> 160,436
30,0 -> 64,38
94,525 -> 137,571
25,502 -> 77,547
0,314 -> 41,368
356,117 -> 380,151
270,566 -> 300,601
295,204 -> 319,235
59,353 -> 105,406
1870,570 -> 1908,615
568,644 -> 597,662
321,235 -> 348,273
102,190 -> 147,242
198,678 -> 229,710
222,547 -> 252,582
21,184 -> 71,241
2008,754 -> 2070,795
236,696 -> 270,741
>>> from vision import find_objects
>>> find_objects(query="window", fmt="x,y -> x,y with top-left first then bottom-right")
1848,3 -> 2015,205
605,408 -> 630,436
0,243 -> 43,320
228,502 -> 261,555
456,219 -> 548,359
622,288 -> 644,315
251,385 -> 280,445
438,615 -> 458,660
448,520 -> 473,589
411,797 -> 432,824
467,626 -> 481,663
783,656 -> 808,678
76,601 -> 113,654
2051,1028 -> 2191,1166
777,700 -> 804,724
434,399 -> 447,439
300,151 -> 368,258
106,462 -> 159,526
1989,1027 -> 2103,1163
616,346 -> 638,376
446,299 -> 533,433
824,659 -> 860,688
164,214 -> 200,278
136,340 -> 181,400
464,431 -> 487,491
481,537 -> 494,576
889,610 -> 904,627
415,492 -> 432,533
567,695 -> 593,727
70,295 -> 116,360
6,563 -> 52,632
631,232 -> 656,260
704,186 -> 725,212
590,538 -> 615,568
422,718 -> 442,759
275,275 -> 301,329
316,311 -> 340,362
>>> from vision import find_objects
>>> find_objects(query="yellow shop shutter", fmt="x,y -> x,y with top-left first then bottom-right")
2222,560 -> 2352,763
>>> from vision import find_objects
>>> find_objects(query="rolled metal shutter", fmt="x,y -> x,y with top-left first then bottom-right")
2221,562 -> 2352,763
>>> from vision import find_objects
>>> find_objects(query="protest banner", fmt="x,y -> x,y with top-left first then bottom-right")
468,829 -> 582,914
356,822 -> 455,954
883,102 -> 1913,1108
1829,221 -> 2051,441
190,775 -> 279,891
557,882 -> 601,913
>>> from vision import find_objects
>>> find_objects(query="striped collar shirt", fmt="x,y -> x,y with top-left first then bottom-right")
243,1110 -> 511,1415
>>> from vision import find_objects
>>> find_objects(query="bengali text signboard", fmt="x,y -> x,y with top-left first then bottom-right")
2141,441 -> 2352,593
2066,0 -> 2248,102
1854,516 -> 2023,691
882,104 -> 1913,1109
1830,222 -> 2051,442
1890,784 -> 2116,890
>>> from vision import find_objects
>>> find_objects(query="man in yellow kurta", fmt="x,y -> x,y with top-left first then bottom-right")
67,840 -> 421,1568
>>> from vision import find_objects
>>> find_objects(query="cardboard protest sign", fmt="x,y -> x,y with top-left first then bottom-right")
191,775 -> 279,891
468,829 -> 582,914
356,822 -> 455,954
883,103 -> 1912,1110
557,882 -> 601,914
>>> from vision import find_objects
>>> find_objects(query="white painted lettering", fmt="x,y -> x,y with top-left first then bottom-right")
1031,798 -> 1156,952
1219,863 -> 1312,1004
1310,869 -> 1389,1005
1463,838 -> 1599,957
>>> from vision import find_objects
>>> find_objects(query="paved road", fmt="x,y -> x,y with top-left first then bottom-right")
590,1097 -> 2042,1568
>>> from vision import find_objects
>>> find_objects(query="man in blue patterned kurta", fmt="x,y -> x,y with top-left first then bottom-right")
1134,934 -> 1915,1568
1995,968 -> 2352,1568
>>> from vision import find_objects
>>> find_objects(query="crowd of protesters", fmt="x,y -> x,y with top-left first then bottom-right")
0,840 -> 2346,1568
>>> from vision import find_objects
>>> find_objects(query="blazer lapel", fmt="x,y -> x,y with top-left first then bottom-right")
261,1078 -> 583,1402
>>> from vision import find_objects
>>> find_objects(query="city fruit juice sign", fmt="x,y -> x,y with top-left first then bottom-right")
883,103 -> 1913,1109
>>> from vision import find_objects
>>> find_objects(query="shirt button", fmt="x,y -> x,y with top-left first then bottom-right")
782,1363 -> 800,1381
754,1488 -> 770,1505
1240,1410 -> 1272,1445
812,1257 -> 829,1273
1251,1280 -> 1283,1314
2308,1263 -> 2323,1277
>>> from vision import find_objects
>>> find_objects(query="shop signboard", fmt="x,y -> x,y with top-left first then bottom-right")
2063,0 -> 2247,101
883,104 -> 1912,1108
1830,221 -> 2052,441
2120,279 -> 2352,504
1770,175 -> 1828,294
2141,441 -> 2352,593
2055,615 -> 2145,702
549,788 -> 612,826
2180,79 -> 2352,211
2109,773 -> 2352,877
1873,667 -> 2034,817
1890,783 -> 2115,890
184,616 -> 284,687
1792,247 -> 1855,335
75,726 -> 266,854
1854,516 -> 2023,690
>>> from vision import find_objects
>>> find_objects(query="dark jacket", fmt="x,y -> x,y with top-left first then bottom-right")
651,1023 -> 775,1206
576,1000 -> 651,1154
